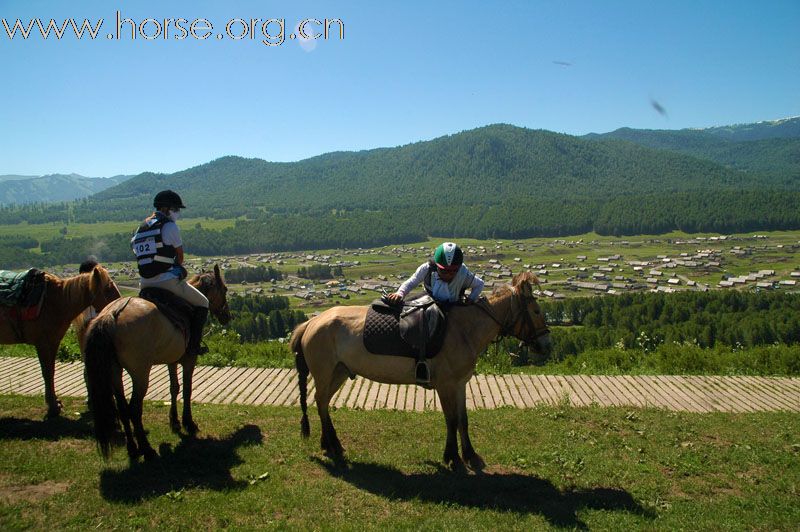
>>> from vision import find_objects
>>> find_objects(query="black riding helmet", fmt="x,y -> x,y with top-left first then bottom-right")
153,190 -> 186,209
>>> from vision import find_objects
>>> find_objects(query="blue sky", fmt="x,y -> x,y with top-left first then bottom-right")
1,0 -> 798,176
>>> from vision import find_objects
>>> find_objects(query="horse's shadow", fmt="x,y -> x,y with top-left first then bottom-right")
99,424 -> 263,503
316,459 -> 654,529
0,413 -> 93,441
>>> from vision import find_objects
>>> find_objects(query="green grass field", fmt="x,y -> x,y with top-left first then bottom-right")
0,395 -> 798,530
0,218 -> 236,242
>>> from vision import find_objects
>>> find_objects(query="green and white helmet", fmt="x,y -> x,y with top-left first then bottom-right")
433,242 -> 463,270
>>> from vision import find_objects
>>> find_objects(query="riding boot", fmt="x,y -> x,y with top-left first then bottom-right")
186,306 -> 209,358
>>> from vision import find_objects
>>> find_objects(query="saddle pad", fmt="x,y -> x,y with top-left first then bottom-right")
0,268 -> 45,308
362,306 -> 445,358
139,287 -> 192,337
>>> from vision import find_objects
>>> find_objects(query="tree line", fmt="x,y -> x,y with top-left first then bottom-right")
2,188 -> 800,269
541,290 -> 800,357
226,294 -> 307,342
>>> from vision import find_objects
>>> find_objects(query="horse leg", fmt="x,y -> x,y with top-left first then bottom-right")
436,385 -> 463,470
168,363 -> 180,433
457,384 -> 485,471
36,343 -> 61,417
129,373 -> 158,461
315,364 -> 348,459
111,365 -> 138,459
181,356 -> 199,435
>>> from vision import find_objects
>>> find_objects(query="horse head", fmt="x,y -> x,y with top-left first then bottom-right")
192,264 -> 231,325
508,271 -> 552,357
89,265 -> 122,312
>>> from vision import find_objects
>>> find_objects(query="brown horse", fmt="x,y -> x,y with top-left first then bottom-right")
0,265 -> 121,417
291,271 -> 552,470
85,265 -> 231,461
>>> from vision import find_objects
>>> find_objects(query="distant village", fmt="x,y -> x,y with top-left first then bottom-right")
59,233 -> 800,306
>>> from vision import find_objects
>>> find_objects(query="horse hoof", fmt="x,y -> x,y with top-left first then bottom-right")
44,399 -> 63,418
443,452 -> 465,472
127,444 -> 140,460
170,420 -> 181,434
448,459 -> 467,473
184,421 -> 199,435
465,453 -> 486,471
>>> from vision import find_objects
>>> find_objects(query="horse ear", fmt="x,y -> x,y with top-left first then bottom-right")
214,264 -> 222,283
90,266 -> 102,294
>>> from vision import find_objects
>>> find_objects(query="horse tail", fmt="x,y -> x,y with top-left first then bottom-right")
84,315 -> 119,459
291,320 -> 311,438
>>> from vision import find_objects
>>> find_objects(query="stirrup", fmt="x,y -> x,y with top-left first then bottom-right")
415,360 -> 431,386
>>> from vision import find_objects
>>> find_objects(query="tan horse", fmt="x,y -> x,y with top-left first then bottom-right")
85,265 -> 231,461
0,266 -> 121,417
291,271 -> 552,470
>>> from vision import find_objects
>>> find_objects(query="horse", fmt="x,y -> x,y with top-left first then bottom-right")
85,265 -> 231,461
291,271 -> 552,470
0,265 -> 121,417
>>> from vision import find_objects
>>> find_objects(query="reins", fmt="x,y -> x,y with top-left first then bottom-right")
474,285 -> 548,349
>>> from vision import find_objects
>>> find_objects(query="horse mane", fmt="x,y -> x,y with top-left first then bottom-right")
489,271 -> 541,301
47,271 -> 87,300
512,271 -> 541,290
190,271 -> 216,294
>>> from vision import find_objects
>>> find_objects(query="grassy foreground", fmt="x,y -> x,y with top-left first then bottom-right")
1,396 -> 798,530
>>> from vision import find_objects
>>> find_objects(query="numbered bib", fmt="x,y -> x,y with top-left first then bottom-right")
133,237 -> 156,257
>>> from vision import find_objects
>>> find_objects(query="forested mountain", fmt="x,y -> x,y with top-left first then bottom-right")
0,173 -> 132,205
585,117 -> 800,183
1,122 -> 800,263
14,124 -> 787,222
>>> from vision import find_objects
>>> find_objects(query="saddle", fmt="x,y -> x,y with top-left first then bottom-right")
0,268 -> 46,320
139,287 -> 193,343
363,295 -> 447,358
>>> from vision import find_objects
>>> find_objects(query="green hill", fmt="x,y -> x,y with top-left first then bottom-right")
0,173 -> 132,206
90,124 -> 766,217
1,123 -> 799,263
585,117 -> 800,183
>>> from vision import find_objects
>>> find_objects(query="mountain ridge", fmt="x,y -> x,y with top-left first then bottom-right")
0,173 -> 133,205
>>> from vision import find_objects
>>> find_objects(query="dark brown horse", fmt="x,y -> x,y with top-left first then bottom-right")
0,265 -> 121,417
85,265 -> 231,461
291,271 -> 552,470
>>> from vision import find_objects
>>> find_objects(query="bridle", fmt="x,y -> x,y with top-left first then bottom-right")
476,286 -> 549,344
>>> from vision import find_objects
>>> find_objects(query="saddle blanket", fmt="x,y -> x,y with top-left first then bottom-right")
0,269 -> 46,320
362,298 -> 447,358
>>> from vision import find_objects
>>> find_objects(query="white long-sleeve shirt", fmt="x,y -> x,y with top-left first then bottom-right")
397,262 -> 484,303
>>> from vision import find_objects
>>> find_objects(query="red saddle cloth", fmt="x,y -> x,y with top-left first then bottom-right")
0,299 -> 44,321
0,268 -> 47,321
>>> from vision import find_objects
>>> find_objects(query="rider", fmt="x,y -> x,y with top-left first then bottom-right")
387,242 -> 485,306
131,190 -> 209,357
386,242 -> 484,383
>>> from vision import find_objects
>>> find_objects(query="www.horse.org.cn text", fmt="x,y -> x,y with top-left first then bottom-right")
1,12 -> 345,47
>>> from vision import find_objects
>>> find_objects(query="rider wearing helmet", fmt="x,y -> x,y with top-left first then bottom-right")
387,242 -> 484,384
131,190 -> 209,357
387,242 -> 485,306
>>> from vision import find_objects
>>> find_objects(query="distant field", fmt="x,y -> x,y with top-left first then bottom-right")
6,225 -> 796,311
201,229 -> 800,314
0,217 -> 236,242
1,226 -> 798,375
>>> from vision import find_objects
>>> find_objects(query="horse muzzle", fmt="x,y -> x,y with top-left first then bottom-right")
529,333 -> 552,358
215,306 -> 232,325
